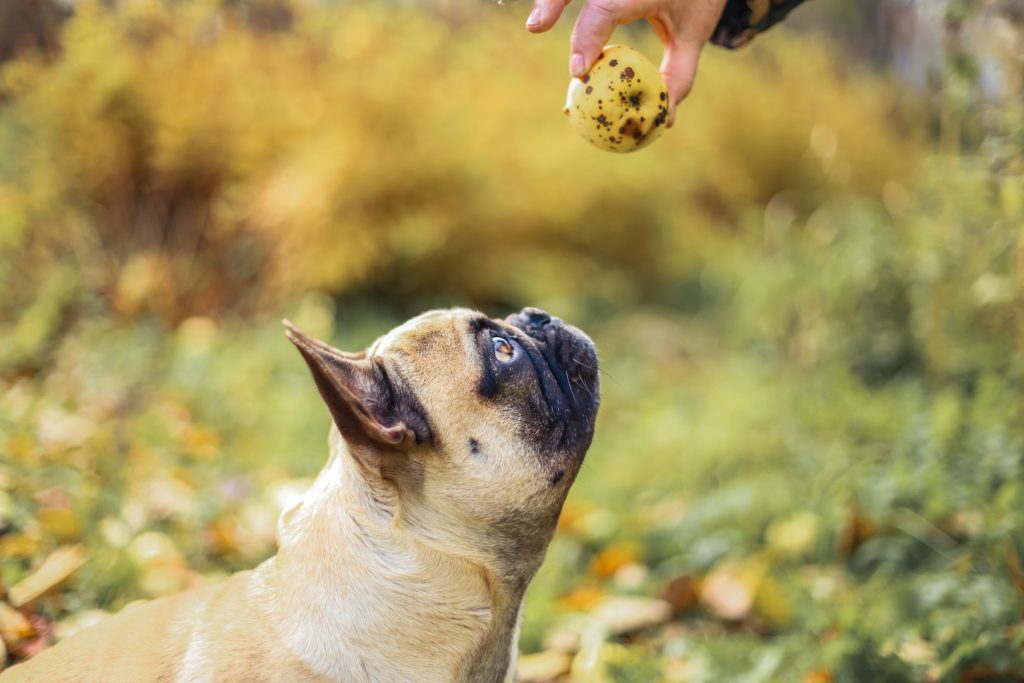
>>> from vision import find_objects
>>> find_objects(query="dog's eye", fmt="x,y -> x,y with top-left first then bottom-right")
492,337 -> 515,363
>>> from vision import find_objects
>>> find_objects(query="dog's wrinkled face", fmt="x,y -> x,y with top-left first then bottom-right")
286,307 -> 600,584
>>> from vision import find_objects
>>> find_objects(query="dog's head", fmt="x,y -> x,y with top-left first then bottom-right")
285,307 -> 600,585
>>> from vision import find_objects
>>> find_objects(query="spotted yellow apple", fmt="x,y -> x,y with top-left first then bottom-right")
563,45 -> 670,153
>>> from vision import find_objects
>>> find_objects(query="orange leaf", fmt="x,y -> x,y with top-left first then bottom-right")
589,544 -> 638,579
559,586 -> 604,612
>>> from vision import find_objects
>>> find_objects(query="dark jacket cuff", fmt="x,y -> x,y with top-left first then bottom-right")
711,0 -> 809,49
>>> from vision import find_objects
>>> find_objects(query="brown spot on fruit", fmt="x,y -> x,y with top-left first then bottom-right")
659,91 -> 666,101
586,86 -> 593,94
609,59 -> 618,66
621,67 -> 635,80
620,118 -> 641,138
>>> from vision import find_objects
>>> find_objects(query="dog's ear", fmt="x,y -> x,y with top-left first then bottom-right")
283,321 -> 420,462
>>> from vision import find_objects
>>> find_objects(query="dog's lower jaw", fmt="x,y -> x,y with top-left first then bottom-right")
258,438 -> 531,683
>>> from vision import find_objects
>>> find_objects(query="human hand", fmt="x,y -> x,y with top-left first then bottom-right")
526,0 -> 729,123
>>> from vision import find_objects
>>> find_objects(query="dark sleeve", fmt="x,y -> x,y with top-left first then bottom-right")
711,0 -> 810,49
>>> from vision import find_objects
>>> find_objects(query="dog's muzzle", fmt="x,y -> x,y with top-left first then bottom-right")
506,307 -> 600,413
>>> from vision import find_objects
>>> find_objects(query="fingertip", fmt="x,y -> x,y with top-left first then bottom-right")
570,1 -> 618,74
525,7 -> 542,30
525,6 -> 550,32
667,77 -> 695,108
526,0 -> 569,33
570,52 -> 586,78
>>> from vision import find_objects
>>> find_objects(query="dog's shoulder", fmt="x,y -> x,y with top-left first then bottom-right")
0,585 -> 193,682
1,571 -> 325,683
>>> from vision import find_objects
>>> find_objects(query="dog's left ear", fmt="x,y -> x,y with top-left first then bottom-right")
283,321 -> 424,457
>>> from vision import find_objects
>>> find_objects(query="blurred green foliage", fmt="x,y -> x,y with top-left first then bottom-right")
1,1 -> 1023,681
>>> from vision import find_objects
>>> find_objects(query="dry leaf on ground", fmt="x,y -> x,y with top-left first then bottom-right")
8,545 -> 86,607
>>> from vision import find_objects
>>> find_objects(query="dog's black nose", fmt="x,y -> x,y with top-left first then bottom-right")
521,308 -> 551,327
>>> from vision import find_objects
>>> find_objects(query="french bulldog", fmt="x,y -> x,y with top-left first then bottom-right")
2,307 -> 600,682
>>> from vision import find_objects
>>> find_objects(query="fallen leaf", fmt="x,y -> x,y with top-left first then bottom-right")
959,665 -> 1015,682
4,434 -> 38,467
543,625 -> 581,654
664,657 -> 696,682
127,532 -> 184,568
8,545 -> 86,607
612,562 -> 649,591
36,408 -> 95,451
661,576 -> 701,615
766,512 -> 819,557
559,587 -> 604,612
754,575 -> 792,628
15,615 -> 53,658
556,501 -> 591,535
38,507 -> 80,541
572,510 -> 618,542
897,638 -> 936,666
700,560 -> 762,621
591,596 -> 672,636
180,426 -> 220,460
570,641 -> 629,683
837,507 -> 875,558
589,544 -> 638,579
0,533 -> 40,560
143,478 -> 198,520
0,602 -> 34,646
98,517 -> 132,549
517,650 -> 572,682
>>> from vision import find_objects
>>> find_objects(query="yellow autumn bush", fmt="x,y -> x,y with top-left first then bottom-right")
0,0 -> 919,330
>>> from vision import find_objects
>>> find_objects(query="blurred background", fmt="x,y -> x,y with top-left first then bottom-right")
0,0 -> 1022,680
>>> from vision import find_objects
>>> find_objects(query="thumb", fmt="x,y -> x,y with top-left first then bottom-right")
659,39 -> 702,126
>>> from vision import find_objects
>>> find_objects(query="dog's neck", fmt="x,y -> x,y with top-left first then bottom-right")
252,434 -> 525,682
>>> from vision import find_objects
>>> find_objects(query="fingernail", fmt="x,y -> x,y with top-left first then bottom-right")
570,53 -> 585,77
526,7 -> 541,27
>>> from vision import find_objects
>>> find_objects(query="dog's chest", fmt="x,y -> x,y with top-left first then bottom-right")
254,551 -> 507,682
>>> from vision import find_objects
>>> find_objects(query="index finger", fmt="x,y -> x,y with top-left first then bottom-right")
526,0 -> 573,33
569,0 -> 620,76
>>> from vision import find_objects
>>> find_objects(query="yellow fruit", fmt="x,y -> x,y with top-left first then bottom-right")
563,45 -> 670,153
